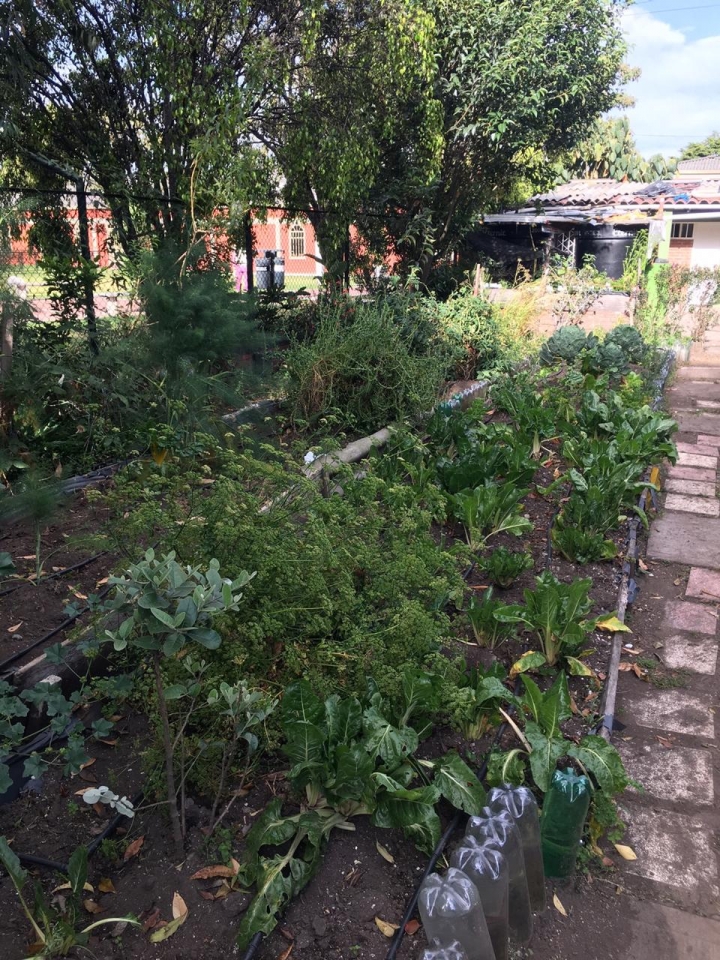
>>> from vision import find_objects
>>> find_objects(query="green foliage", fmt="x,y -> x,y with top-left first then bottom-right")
559,116 -> 676,183
237,671 -> 484,948
552,527 -> 617,565
680,132 -> 720,161
604,326 -> 646,364
466,588 -> 518,649
434,290 -> 502,378
447,481 -> 532,550
540,327 -> 597,365
0,839 -> 139,956
480,547 -> 534,588
284,294 -> 446,433
495,572 -> 597,668
444,662 -> 514,739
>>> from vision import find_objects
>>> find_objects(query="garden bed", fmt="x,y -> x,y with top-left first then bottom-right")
0,342 -> 678,960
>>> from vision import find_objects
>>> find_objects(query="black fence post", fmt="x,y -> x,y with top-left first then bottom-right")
244,213 -> 254,293
75,179 -> 99,355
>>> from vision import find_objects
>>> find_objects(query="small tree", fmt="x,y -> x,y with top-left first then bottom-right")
104,549 -> 254,858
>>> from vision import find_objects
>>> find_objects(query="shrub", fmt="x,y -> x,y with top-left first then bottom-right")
434,290 -> 502,378
539,326 -> 596,365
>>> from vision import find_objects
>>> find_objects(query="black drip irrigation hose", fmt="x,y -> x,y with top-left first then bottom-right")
0,551 -> 108,600
0,582 -> 114,676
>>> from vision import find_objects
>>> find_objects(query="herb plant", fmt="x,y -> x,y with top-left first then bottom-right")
481,547 -> 534,588
466,588 -> 518,648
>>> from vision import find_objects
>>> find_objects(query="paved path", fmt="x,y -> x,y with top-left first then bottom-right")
614,362 -> 720,956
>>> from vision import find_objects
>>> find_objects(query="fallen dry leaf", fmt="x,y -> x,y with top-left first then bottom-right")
596,615 -> 632,634
83,899 -> 104,915
553,893 -> 568,917
141,907 -> 161,933
7,622 -> 23,633
190,864 -> 236,880
149,893 -> 188,942
53,881 -> 93,894
277,945 -> 294,960
198,890 -> 215,901
280,927 -> 294,942
98,878 -> 116,894
569,696 -> 579,715
602,856 -> 615,868
376,841 -> 395,864
404,919 -> 421,936
375,917 -> 399,938
80,757 -> 96,770
96,577 -> 109,586
656,735 -> 674,748
123,836 -> 145,861
613,843 -> 637,861
638,558 -> 649,572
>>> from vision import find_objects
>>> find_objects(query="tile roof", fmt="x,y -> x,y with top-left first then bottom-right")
676,155 -> 720,174
521,177 -> 720,210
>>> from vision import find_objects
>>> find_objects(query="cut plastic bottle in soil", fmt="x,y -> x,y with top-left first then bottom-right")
418,867 -> 495,960
488,783 -> 546,913
540,767 -> 592,879
451,836 -> 509,960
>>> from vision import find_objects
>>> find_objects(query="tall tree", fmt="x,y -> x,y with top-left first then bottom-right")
559,116 -> 676,183
680,132 -> 720,161
0,1 -> 288,250
358,0 -> 630,279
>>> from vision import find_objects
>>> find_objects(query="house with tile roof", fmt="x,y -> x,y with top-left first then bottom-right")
483,157 -> 720,278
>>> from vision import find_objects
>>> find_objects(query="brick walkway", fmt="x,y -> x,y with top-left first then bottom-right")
612,362 -> 720,957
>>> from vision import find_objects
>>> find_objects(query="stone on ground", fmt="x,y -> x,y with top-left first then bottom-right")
647,513 -> 720,568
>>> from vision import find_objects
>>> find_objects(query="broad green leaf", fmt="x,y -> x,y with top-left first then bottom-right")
282,721 -> 325,770
281,681 -> 325,726
163,684 -> 187,700
568,736 -> 628,794
325,695 -> 362,746
539,672 -> 571,739
565,657 -> 595,677
150,606 -> 177,629
400,668 -> 436,724
475,677 -> 515,708
328,745 -> 374,802
372,785 -> 441,854
189,627 -> 222,649
363,708 -> 419,767
68,846 -> 88,900
486,748 -> 526,788
510,650 -> 547,678
432,752 -> 485,815
244,799 -> 300,870
524,721 -> 565,793
520,675 -> 544,724
0,836 -> 27,888
0,762 -> 12,797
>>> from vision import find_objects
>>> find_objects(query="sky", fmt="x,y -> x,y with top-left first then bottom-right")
621,0 -> 720,158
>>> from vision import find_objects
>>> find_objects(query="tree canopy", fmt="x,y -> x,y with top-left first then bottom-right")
559,116 -> 676,184
680,132 -> 720,161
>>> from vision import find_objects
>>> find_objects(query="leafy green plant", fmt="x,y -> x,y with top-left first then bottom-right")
0,473 -> 62,583
582,341 -> 629,378
0,551 -> 16,577
444,663 -> 515,739
447,481 -> 532,550
0,840 -> 139,957
236,671 -> 485,948
540,327 -> 597,365
493,674 -> 629,794
495,572 -> 598,670
604,325 -> 646,363
480,547 -> 534,588
466,588 -> 519,648
551,526 -> 617,564
434,290 -> 502,378
103,549 -> 254,856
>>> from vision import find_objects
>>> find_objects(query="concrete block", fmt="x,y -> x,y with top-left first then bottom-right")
648,513 -> 720,569
687,567 -> 720,602
664,493 -> 720,517
676,451 -> 718,470
662,633 -> 718,675
666,464 -> 717,483
619,806 -> 718,896
629,688 -> 715,738
663,600 -> 718,635
620,742 -> 714,804
675,442 -> 719,457
665,478 -> 717,498
697,433 -> 720,447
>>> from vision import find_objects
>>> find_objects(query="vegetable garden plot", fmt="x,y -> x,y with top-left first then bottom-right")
0,339 -> 678,960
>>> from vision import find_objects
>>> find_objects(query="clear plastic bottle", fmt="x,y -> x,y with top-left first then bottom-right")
540,767 -> 592,879
420,940 -> 470,960
488,784 -> 546,913
418,868 -> 495,960
450,836 -> 509,960
466,807 -> 532,944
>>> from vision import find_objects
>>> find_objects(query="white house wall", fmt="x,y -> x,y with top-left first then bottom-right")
690,222 -> 720,269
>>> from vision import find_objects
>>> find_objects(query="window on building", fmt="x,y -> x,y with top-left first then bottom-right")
671,223 -> 694,239
289,223 -> 305,258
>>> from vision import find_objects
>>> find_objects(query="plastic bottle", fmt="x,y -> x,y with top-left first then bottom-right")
488,784 -> 546,913
450,836 -> 509,960
418,868 -> 495,960
466,807 -> 532,944
540,767 -> 592,879
420,940 -> 470,960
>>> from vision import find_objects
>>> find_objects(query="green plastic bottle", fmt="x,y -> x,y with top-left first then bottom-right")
540,768 -> 591,879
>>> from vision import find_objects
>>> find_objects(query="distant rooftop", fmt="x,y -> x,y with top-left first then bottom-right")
676,155 -> 720,175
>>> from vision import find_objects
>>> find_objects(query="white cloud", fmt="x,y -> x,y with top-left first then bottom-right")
621,7 -> 720,158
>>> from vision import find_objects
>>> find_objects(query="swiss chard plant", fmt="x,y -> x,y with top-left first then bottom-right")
236,670 -> 485,948
447,482 -> 532,550
466,588 -> 519,648
495,572 -> 599,671
444,663 -> 516,740
480,546 -> 534,588
488,674 -> 629,795
0,839 -> 139,957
